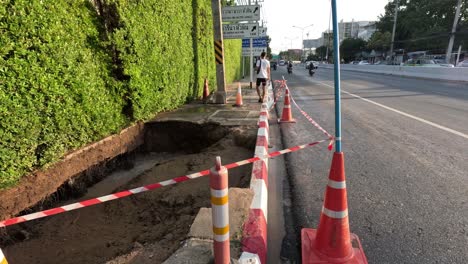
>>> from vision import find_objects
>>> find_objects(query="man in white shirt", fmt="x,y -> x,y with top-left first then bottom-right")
255,52 -> 271,103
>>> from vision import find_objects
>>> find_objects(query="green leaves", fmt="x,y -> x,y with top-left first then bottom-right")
0,0 -> 126,188
0,0 -> 242,189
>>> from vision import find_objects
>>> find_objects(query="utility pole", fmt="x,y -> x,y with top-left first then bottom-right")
390,0 -> 399,64
293,24 -> 313,61
325,5 -> 332,63
211,0 -> 226,104
446,0 -> 463,64
248,0 -> 258,89
456,45 -> 462,66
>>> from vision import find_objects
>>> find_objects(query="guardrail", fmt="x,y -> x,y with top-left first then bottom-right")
320,64 -> 468,82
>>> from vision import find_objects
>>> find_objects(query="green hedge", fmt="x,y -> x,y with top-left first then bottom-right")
0,0 -> 126,188
0,0 -> 242,188
110,0 -> 195,120
224,39 -> 243,83
193,0 -> 217,98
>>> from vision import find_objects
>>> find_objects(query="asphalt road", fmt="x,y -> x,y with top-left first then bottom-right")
271,66 -> 468,263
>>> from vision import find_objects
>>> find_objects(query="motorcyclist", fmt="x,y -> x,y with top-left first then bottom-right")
287,61 -> 293,73
309,62 -> 315,76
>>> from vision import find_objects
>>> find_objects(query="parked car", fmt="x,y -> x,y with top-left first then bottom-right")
434,59 -> 455,67
405,59 -> 441,67
457,60 -> 468,67
374,60 -> 389,65
358,60 -> 370,65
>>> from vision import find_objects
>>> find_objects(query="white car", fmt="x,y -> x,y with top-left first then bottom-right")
457,60 -> 468,67
434,59 -> 455,67
358,60 -> 370,65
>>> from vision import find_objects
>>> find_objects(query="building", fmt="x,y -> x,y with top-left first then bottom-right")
303,31 -> 333,50
303,38 -> 322,49
357,22 -> 377,41
338,20 -> 376,42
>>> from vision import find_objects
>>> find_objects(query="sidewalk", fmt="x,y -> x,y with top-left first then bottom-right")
155,79 -> 264,126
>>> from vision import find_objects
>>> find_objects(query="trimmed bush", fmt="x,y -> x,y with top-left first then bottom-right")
0,0 -> 243,189
109,0 -> 195,120
193,0 -> 217,98
224,39 -> 243,83
0,0 -> 126,188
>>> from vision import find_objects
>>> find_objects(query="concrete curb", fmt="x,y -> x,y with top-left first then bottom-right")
320,64 -> 468,82
239,83 -> 274,264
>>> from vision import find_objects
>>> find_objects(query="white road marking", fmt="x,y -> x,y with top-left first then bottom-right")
315,80 -> 468,140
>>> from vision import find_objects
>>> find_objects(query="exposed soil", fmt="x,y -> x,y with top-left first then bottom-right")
0,122 -> 145,221
1,123 -> 257,264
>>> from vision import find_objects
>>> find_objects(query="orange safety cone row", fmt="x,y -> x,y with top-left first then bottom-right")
278,88 -> 296,123
203,78 -> 209,103
233,82 -> 243,107
301,152 -> 368,264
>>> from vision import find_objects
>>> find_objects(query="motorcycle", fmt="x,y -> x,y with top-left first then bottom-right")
273,63 -> 277,70
309,67 -> 315,76
287,65 -> 292,74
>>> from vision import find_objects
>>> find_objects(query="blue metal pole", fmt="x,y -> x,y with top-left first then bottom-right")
331,0 -> 342,152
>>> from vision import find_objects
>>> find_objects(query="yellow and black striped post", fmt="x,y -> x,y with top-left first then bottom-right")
214,40 -> 224,65
211,0 -> 227,104
1,248 -> 8,264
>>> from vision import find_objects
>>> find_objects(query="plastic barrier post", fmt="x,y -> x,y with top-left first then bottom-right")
1,248 -> 8,264
210,156 -> 230,264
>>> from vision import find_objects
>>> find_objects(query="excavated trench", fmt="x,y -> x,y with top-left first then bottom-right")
0,121 -> 257,264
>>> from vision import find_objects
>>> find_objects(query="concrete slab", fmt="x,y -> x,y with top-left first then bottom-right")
162,188 -> 254,262
189,188 -> 253,241
162,239 -> 213,264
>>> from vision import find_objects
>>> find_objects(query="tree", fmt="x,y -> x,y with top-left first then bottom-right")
306,53 -> 320,61
279,50 -> 288,59
376,0 -> 468,52
340,38 -> 367,62
367,32 -> 392,51
315,45 -> 331,61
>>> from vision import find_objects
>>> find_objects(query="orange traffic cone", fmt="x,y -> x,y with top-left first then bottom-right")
203,78 -> 209,104
301,152 -> 368,264
278,88 -> 296,123
233,82 -> 243,107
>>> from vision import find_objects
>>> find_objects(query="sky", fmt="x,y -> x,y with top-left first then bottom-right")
260,0 -> 391,53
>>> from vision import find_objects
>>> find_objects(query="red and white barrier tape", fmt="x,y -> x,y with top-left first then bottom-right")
0,139 -> 327,228
276,77 -> 334,150
289,94 -> 333,139
289,94 -> 335,151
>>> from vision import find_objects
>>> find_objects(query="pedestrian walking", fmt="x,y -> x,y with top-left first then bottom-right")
255,52 -> 270,103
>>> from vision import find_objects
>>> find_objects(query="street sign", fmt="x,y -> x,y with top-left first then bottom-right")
222,5 -> 260,22
223,23 -> 259,39
242,47 -> 266,57
242,37 -> 268,48
259,27 -> 267,37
